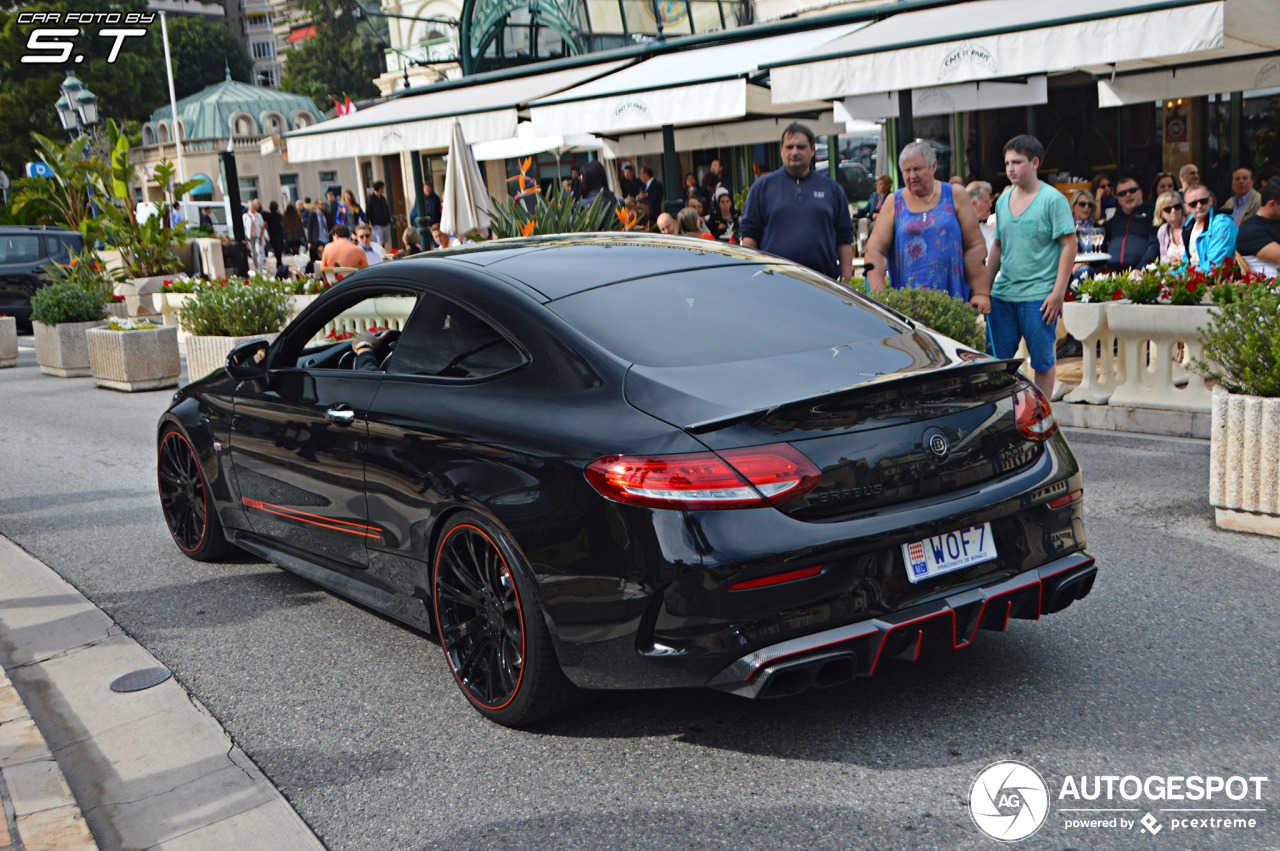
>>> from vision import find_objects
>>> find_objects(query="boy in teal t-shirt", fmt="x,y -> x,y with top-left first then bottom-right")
987,134 -> 1077,400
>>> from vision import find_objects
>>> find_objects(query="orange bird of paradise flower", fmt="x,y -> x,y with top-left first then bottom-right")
616,207 -> 638,230
519,218 -> 536,237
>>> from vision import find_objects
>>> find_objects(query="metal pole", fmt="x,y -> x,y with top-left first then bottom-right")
159,12 -> 187,193
410,150 -> 428,233
662,124 -> 679,215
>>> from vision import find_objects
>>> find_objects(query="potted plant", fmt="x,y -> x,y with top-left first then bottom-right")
30,282 -> 107,377
0,313 -> 16,368
1196,280 -> 1280,537
180,278 -> 294,383
86,317 -> 181,391
853,283 -> 986,352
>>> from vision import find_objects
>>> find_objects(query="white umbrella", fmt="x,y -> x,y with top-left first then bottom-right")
440,118 -> 491,238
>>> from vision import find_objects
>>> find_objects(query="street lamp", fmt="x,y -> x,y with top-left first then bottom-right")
56,72 -> 99,137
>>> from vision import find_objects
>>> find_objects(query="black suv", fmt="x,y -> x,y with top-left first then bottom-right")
0,226 -> 85,330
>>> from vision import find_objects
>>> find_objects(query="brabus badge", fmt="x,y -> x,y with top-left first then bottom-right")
923,427 -> 950,460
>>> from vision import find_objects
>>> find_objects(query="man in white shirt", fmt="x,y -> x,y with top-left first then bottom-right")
354,224 -> 385,265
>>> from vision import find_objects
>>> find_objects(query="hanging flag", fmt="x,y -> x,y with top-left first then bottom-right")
344,95 -> 358,116
331,96 -> 345,117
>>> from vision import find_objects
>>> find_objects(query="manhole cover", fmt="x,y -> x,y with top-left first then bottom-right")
110,667 -> 172,693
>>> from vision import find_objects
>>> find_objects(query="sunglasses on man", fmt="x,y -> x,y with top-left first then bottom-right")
1187,197 -> 1212,208
1116,186 -> 1140,197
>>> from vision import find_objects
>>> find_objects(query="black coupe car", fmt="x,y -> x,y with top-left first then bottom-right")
157,235 -> 1095,726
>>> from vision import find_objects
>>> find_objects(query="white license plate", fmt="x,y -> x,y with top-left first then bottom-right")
901,523 -> 997,583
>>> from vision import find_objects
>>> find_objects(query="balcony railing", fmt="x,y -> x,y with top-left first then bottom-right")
130,135 -> 269,163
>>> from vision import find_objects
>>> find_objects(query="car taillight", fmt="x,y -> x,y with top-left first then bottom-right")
1014,384 -> 1058,441
584,444 -> 821,510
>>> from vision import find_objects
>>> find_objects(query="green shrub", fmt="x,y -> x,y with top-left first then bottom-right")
1076,274 -> 1124,304
179,279 -> 293,337
30,282 -> 107,325
1193,283 -> 1280,397
865,285 -> 986,351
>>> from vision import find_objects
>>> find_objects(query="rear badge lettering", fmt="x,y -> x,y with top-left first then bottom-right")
812,484 -> 885,505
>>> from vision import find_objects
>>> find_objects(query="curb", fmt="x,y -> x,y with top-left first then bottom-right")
0,665 -> 97,851
0,534 -> 326,851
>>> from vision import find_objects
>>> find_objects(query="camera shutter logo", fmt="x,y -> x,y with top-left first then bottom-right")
969,761 -> 1049,841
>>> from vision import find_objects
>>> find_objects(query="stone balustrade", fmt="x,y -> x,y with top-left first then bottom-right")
1058,302 -> 1214,413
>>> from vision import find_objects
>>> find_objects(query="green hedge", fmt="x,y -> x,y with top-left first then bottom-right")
865,285 -> 986,352
1195,283 -> 1280,397
30,282 -> 107,326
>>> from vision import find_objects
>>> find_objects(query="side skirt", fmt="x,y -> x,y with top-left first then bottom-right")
232,533 -> 435,635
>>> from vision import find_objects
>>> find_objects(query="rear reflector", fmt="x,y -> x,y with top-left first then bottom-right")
1047,489 -> 1083,509
729,565 -> 824,591
585,444 -> 821,510
1014,384 -> 1059,441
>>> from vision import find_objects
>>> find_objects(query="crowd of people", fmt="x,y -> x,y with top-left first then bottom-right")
237,178 -> 457,277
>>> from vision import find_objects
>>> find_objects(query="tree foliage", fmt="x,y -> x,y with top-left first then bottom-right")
0,0 -> 167,184
166,16 -> 253,100
279,0 -> 382,109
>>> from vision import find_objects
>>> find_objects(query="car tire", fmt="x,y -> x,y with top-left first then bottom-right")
432,512 -> 576,726
158,428 -> 232,561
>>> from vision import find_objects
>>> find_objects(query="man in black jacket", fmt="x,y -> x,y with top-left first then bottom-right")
305,201 -> 332,273
366,180 -> 392,247
638,165 -> 664,215
1105,177 -> 1158,270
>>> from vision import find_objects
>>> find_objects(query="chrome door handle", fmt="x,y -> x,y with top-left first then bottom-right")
325,405 -> 355,426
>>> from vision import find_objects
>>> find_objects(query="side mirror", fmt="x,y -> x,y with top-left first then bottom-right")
225,339 -> 270,380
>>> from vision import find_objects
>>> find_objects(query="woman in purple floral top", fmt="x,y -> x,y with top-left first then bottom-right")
865,141 -> 990,311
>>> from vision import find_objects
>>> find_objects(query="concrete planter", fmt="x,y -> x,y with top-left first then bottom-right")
1105,304 -> 1214,412
1210,387 -> 1280,537
115,275 -> 170,317
185,332 -> 278,384
33,319 -> 108,377
287,293 -> 319,323
0,316 -> 16,368
86,323 -> 180,391
105,300 -> 129,319
1062,301 -> 1123,405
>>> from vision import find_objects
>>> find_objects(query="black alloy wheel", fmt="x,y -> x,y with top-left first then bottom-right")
432,513 -> 576,726
158,429 -> 230,561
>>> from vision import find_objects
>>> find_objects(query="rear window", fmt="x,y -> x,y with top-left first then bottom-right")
0,236 -> 42,264
547,264 -> 907,367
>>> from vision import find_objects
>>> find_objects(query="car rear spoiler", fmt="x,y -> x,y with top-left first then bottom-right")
683,357 -> 1026,434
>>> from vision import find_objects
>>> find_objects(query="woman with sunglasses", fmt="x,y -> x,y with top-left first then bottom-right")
1154,191 -> 1187,264
1092,173 -> 1117,220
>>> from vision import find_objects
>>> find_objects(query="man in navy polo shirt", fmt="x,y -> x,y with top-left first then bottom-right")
740,122 -> 854,283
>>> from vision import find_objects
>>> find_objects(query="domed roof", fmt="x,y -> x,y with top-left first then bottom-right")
149,69 -> 324,139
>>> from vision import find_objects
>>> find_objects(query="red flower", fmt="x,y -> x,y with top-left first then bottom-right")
1112,289 -> 1124,300
1064,291 -> 1075,302
1187,281 -> 1198,293
335,274 -> 344,281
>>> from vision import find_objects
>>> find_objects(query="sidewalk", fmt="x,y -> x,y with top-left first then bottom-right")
0,535 -> 326,851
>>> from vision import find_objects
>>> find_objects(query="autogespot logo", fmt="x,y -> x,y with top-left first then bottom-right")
969,761 -> 1050,842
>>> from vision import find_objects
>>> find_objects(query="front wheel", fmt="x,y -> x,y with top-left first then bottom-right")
158,428 -> 231,561
432,512 -> 576,726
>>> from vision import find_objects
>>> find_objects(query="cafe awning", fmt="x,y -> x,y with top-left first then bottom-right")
470,124 -> 606,161
285,59 -> 632,162
527,21 -> 870,136
766,0 -> 1226,105
1098,52 -> 1280,106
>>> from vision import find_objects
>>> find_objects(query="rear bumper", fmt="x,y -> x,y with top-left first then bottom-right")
708,553 -> 1096,699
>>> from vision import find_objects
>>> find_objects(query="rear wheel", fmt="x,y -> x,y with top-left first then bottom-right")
432,512 -> 575,726
158,428 -> 231,561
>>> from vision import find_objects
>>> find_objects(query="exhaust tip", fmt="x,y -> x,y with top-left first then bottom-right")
759,666 -> 813,699
813,657 -> 856,689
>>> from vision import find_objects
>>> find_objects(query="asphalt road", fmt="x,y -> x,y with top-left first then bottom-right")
1,340 -> 1277,851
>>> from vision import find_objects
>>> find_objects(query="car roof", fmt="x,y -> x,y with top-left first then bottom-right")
396,234 -> 766,300
0,226 -> 82,235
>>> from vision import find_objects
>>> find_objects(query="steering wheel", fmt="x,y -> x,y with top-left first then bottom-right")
338,329 -> 401,370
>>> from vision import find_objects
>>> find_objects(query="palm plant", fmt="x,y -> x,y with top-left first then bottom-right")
8,134 -> 109,242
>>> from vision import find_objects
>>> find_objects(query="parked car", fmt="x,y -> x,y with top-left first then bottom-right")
0,226 -> 85,330
156,234 -> 1095,726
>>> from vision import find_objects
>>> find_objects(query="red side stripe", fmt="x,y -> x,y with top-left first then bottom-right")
241,498 -> 381,539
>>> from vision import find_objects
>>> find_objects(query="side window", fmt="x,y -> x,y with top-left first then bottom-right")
388,292 -> 524,379
282,290 -> 419,371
